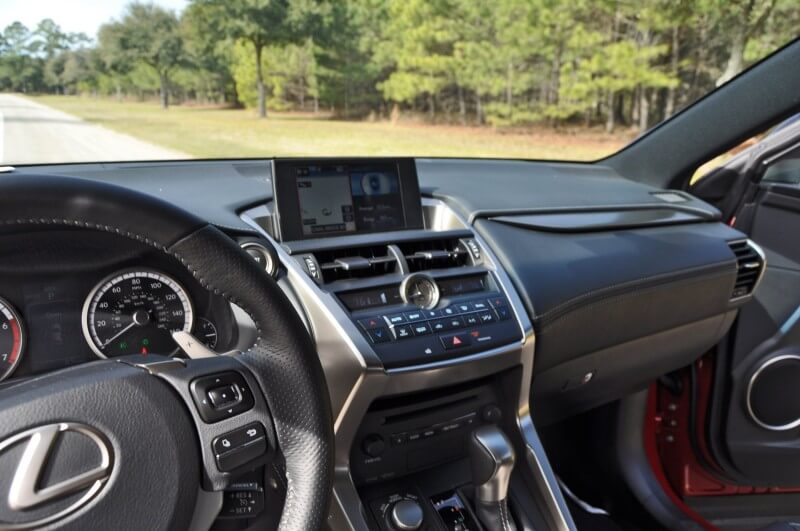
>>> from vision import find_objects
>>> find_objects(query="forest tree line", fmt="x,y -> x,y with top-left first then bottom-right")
0,0 -> 797,132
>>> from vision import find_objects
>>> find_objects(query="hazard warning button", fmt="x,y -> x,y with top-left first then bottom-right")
440,332 -> 472,350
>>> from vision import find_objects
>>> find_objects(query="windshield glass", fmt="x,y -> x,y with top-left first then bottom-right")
1,0 -> 796,165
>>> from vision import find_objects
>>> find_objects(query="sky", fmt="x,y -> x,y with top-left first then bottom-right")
1,0 -> 189,39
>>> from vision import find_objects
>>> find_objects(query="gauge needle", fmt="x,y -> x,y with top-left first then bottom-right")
102,320 -> 137,348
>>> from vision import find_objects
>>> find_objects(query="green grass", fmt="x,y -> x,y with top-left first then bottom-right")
31,95 -> 629,161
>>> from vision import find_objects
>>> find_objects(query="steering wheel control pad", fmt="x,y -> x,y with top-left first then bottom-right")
125,354 -> 278,491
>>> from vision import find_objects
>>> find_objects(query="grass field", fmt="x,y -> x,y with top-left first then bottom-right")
31,95 -> 632,161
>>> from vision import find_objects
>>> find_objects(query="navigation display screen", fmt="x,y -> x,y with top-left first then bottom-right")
296,164 -> 404,236
272,158 -> 424,241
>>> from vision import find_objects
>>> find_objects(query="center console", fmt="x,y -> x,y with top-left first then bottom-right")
241,158 -> 575,530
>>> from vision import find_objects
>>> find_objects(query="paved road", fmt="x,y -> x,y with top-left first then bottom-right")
0,93 -> 187,165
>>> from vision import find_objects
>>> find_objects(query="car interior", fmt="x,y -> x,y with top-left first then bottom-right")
2,27 -> 800,531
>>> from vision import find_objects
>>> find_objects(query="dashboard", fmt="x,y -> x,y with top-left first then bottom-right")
5,156 -> 764,531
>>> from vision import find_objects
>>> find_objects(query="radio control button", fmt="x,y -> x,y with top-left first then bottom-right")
362,434 -> 386,458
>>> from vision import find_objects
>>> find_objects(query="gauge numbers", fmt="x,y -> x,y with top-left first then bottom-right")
0,298 -> 24,381
83,269 -> 194,358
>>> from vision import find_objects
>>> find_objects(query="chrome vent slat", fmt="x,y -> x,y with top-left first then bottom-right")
310,245 -> 400,283
398,238 -> 470,273
728,240 -> 766,300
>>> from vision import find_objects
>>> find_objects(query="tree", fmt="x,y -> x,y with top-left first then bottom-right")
193,0 -> 296,118
0,22 -> 42,92
99,3 -> 184,108
181,2 -> 238,104
712,0 -> 779,86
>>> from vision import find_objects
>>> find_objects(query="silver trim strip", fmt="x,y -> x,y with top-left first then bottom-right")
240,197 -> 575,531
746,354 -> 800,431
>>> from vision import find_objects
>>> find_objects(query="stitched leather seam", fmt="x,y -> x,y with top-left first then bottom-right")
500,500 -> 511,531
534,260 -> 735,325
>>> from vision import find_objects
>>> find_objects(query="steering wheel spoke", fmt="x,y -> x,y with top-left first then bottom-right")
127,353 -> 278,492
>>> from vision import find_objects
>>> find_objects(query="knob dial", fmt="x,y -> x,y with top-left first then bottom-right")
361,434 -> 386,458
390,499 -> 424,531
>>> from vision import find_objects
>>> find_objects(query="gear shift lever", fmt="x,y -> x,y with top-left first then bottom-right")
468,425 -> 517,531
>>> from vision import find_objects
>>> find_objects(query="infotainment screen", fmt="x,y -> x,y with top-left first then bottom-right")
272,158 -> 424,241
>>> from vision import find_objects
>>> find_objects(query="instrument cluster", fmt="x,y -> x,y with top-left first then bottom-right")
0,264 -> 234,382
0,227 -> 244,383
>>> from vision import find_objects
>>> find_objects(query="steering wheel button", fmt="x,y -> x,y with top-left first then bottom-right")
212,423 -> 266,456
208,385 -> 240,409
216,437 -> 268,472
190,372 -> 256,423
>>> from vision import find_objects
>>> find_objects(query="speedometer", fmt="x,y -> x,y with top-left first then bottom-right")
82,269 -> 194,359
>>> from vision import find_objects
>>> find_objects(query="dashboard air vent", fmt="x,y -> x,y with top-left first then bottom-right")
398,238 -> 470,273
729,240 -> 765,300
312,245 -> 399,283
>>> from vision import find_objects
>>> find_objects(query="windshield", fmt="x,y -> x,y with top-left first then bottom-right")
1,0 -> 797,165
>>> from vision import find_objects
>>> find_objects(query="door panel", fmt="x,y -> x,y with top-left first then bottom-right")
700,149 -> 800,485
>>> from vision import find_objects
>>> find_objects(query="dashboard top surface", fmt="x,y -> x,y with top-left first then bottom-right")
13,158 -> 720,234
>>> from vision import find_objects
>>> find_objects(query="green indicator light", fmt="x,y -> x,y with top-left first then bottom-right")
119,341 -> 128,350
142,338 -> 150,346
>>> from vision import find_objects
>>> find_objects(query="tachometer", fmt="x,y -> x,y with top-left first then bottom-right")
0,297 -> 24,381
82,269 -> 194,358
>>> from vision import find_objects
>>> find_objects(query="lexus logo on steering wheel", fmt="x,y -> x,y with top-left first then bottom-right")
0,422 -> 113,529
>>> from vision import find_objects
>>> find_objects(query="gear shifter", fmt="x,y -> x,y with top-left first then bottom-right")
468,425 -> 517,531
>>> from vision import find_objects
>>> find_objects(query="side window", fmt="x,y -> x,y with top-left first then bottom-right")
762,144 -> 800,184
690,136 -> 761,185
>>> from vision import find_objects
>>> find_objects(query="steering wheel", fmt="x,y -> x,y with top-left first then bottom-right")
0,175 -> 333,530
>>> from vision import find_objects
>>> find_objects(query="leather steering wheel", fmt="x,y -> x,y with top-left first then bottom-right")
0,175 -> 333,530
